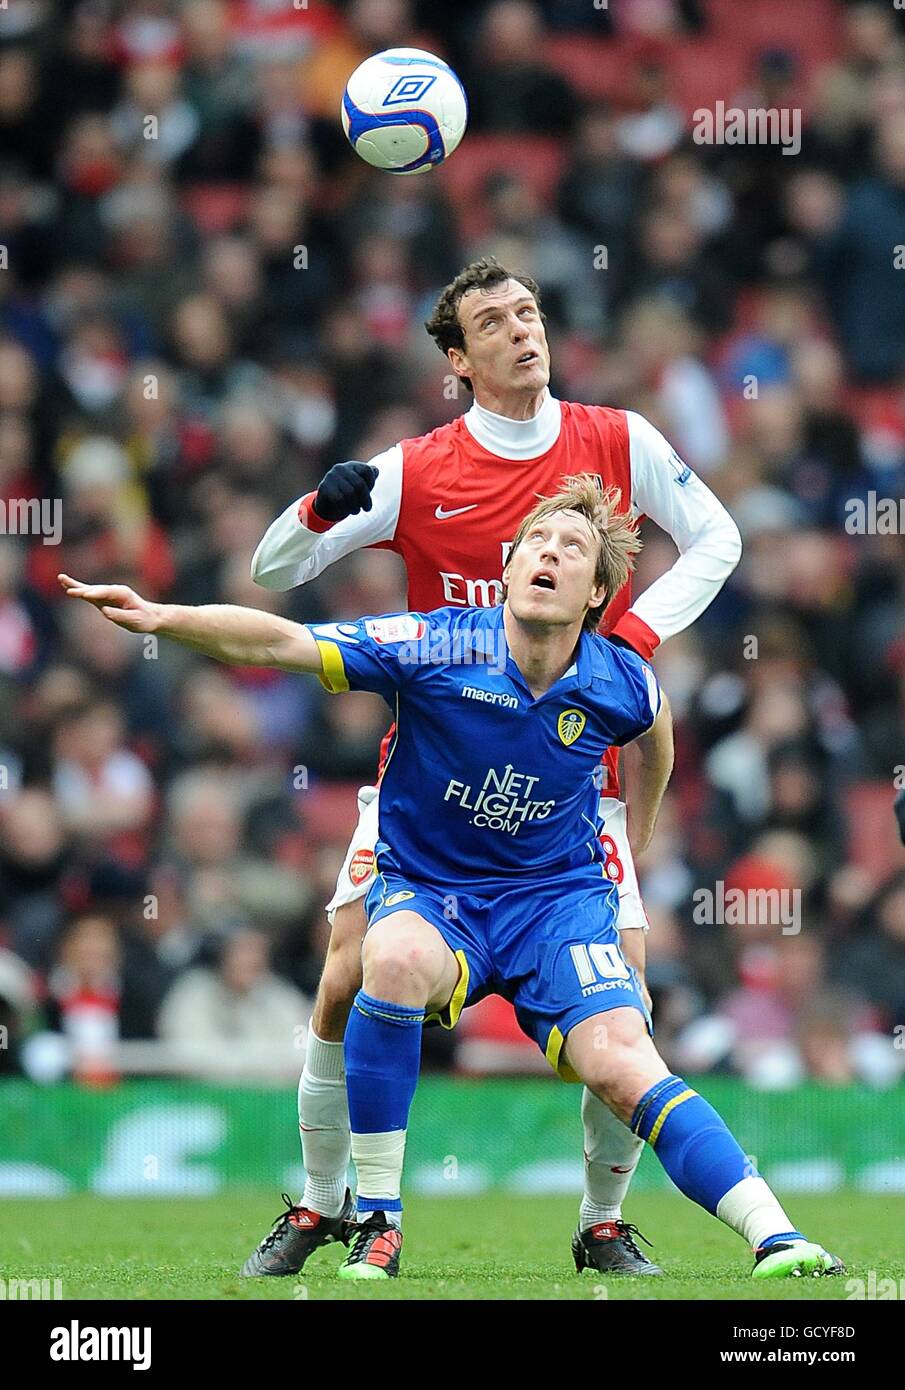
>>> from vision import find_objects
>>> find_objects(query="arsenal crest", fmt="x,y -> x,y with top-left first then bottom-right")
349,849 -> 376,886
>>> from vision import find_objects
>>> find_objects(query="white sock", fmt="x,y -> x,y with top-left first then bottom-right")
298,1024 -> 350,1217
351,1129 -> 407,1229
716,1176 -> 800,1250
579,1087 -> 645,1229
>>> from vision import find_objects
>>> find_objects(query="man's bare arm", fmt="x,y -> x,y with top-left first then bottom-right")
625,692 -> 674,858
57,574 -> 323,675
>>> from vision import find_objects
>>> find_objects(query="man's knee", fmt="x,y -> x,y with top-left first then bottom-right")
360,922 -> 437,1002
567,1009 -> 666,1122
585,1053 -> 648,1122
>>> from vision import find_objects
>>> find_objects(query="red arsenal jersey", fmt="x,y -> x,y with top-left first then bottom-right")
387,402 -> 633,638
252,392 -> 743,796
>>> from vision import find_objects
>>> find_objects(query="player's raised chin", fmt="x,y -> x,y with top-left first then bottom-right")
503,509 -> 606,631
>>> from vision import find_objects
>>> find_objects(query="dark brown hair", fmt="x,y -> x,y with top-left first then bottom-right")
424,257 -> 544,393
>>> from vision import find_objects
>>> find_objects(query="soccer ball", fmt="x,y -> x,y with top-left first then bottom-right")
341,47 -> 468,175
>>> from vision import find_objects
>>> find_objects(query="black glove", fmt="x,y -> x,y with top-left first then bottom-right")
312,461 -> 379,523
895,786 -> 905,847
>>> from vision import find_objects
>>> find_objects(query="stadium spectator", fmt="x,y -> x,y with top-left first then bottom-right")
463,0 -> 580,136
0,947 -> 36,1077
300,0 -> 420,122
50,697 -> 155,854
614,53 -> 684,163
832,870 -> 905,1027
135,860 -> 204,973
815,111 -> 905,380
163,767 -> 313,932
156,925 -> 312,1072
618,205 -> 733,336
674,924 -> 894,1087
0,48 -> 57,180
35,912 -> 167,1082
468,171 -> 606,338
0,788 -> 72,969
556,102 -> 643,311
616,299 -> 730,471
809,0 -> 905,175
0,540 -> 55,683
178,0 -> 261,181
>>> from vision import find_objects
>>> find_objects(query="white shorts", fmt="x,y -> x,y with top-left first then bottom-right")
325,788 -> 649,933
597,796 -> 649,932
325,785 -> 381,925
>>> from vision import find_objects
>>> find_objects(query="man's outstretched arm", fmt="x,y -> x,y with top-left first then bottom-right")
57,574 -> 323,675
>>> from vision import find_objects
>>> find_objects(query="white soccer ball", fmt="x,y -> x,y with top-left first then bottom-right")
341,47 -> 468,175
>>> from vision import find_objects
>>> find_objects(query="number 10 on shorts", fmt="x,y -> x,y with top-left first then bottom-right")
570,942 -> 629,986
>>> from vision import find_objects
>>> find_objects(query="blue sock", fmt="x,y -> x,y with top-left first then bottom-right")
344,990 -> 424,1218
631,1075 -> 752,1215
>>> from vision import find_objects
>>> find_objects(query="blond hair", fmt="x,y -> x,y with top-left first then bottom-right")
505,476 -> 641,632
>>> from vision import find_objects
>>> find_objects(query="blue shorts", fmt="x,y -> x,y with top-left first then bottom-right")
365,864 -> 651,1082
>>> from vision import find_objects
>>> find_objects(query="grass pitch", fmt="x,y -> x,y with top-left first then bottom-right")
1,1191 -> 900,1301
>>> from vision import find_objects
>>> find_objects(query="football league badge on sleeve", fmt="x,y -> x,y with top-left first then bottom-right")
668,450 -> 692,485
365,615 -> 426,644
557,709 -> 587,746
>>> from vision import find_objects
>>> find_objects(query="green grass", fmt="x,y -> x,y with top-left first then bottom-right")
1,1191 -> 901,1300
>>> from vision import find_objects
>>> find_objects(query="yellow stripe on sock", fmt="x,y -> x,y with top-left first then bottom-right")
648,1088 -> 696,1147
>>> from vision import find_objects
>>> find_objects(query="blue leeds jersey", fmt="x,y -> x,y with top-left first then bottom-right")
306,605 -> 661,886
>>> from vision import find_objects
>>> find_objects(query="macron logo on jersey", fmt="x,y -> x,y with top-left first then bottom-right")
461,686 -> 518,710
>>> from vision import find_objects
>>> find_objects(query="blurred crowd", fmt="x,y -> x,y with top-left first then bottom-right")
0,0 -> 904,1089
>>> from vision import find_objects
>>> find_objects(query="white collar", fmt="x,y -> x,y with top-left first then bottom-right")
463,389 -> 562,460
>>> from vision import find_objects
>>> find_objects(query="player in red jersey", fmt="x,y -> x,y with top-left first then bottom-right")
239,258 -> 742,1279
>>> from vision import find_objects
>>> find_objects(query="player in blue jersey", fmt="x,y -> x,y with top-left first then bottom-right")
58,478 -> 843,1285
